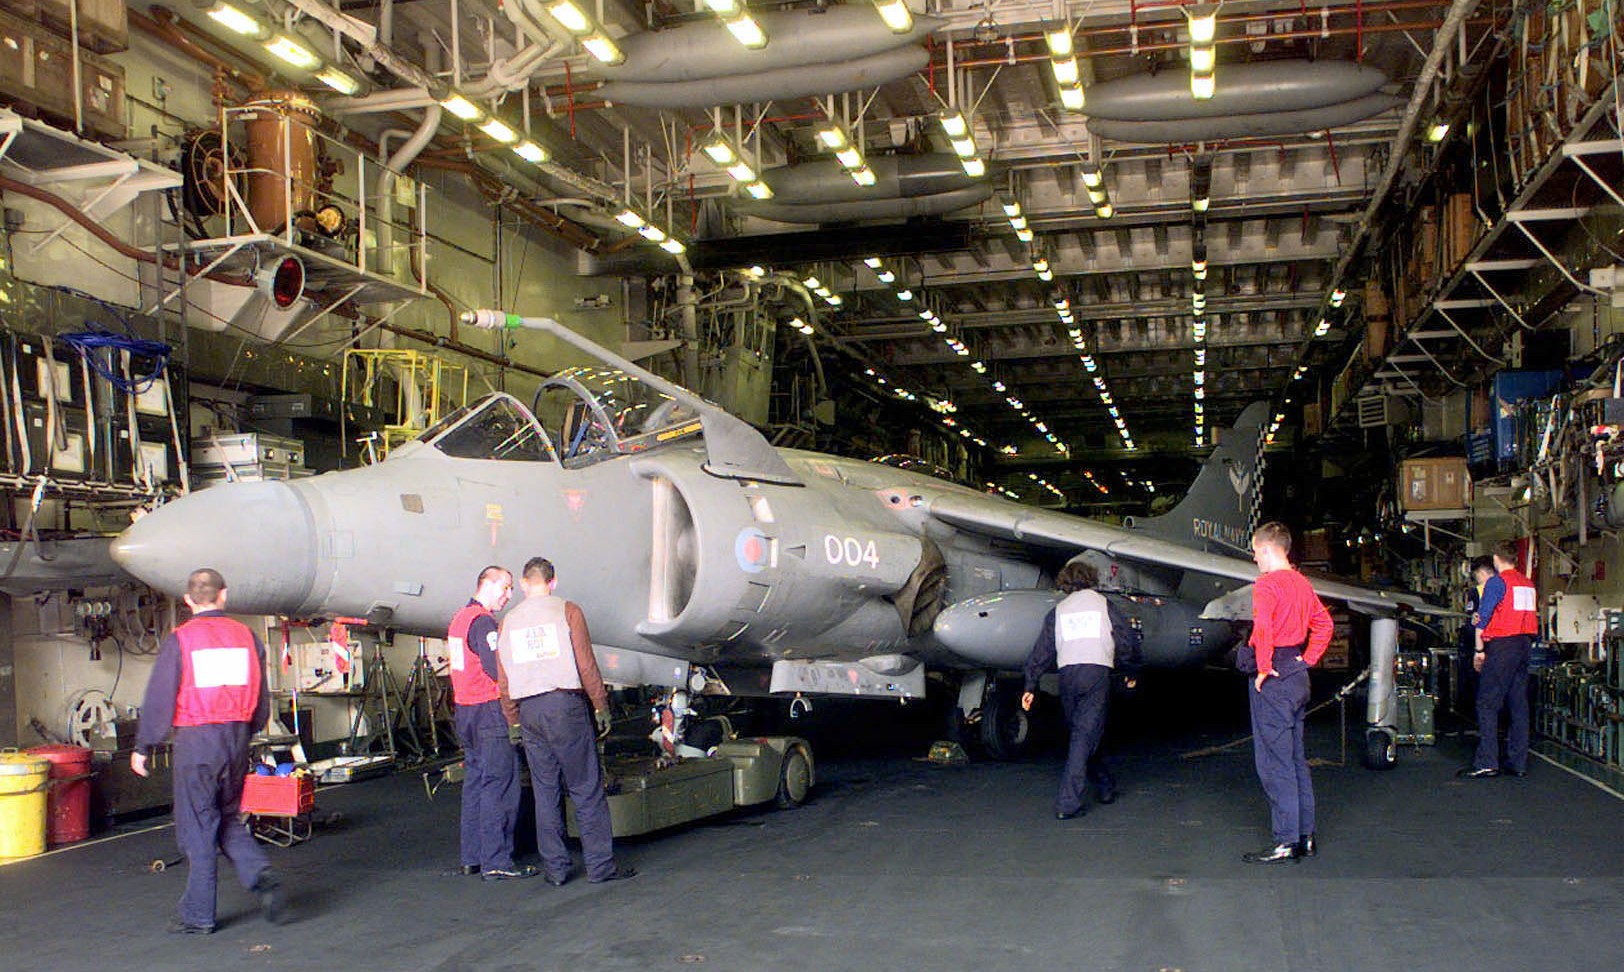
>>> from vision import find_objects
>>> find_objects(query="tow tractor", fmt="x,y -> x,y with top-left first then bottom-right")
571,690 -> 814,838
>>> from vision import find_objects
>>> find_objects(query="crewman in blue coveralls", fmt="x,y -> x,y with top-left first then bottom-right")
1241,522 -> 1333,864
132,568 -> 284,933
1460,539 -> 1539,779
1021,560 -> 1142,819
447,565 -> 534,879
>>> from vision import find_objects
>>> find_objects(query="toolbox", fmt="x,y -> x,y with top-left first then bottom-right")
240,773 -> 314,817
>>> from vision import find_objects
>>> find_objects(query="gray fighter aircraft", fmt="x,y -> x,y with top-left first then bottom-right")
111,310 -> 1436,765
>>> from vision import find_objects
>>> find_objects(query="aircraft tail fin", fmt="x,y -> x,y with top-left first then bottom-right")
1128,402 -> 1268,556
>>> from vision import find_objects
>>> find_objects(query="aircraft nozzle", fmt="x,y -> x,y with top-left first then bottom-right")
112,481 -> 318,614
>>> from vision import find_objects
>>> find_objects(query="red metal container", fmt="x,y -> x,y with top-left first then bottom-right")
240,774 -> 314,817
24,745 -> 93,844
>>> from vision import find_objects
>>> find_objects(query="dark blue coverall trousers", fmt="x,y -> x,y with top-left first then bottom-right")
454,698 -> 521,871
172,724 -> 270,929
519,691 -> 615,882
1247,648 -> 1316,846
1057,664 -> 1114,816
1473,634 -> 1533,773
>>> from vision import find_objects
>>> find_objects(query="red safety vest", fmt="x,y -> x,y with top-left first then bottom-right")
173,616 -> 262,726
1483,568 -> 1539,639
448,602 -> 501,705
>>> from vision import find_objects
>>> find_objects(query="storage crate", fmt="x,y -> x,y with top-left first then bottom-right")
191,431 -> 305,469
1398,457 -> 1471,511
240,773 -> 314,817
36,0 -> 126,54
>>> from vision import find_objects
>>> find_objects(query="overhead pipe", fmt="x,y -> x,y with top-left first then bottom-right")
600,7 -> 943,83
1081,60 -> 1389,121
1087,93 -> 1403,143
758,153 -> 981,206
132,7 -> 266,95
595,46 -> 930,110
736,184 -> 994,224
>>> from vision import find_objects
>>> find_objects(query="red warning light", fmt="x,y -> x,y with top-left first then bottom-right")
269,256 -> 304,308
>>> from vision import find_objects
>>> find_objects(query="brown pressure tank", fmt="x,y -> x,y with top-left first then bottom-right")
242,93 -> 321,234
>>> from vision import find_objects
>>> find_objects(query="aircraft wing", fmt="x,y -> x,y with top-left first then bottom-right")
920,491 -> 1446,617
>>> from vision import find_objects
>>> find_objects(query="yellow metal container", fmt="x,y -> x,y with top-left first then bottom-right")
0,749 -> 50,858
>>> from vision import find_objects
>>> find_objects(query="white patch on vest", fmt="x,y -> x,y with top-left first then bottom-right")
191,647 -> 250,688
1059,610 -> 1103,641
512,624 -> 563,663
1512,585 -> 1536,611
448,636 -> 466,671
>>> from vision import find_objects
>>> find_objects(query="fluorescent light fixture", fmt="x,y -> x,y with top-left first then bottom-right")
1192,258 -> 1207,273
513,141 -> 549,163
1016,228 -> 1034,243
1192,195 -> 1211,213
851,166 -> 877,187
315,66 -> 362,96
1314,318 -> 1330,336
638,224 -> 668,242
208,3 -> 265,37
1081,168 -> 1102,188
702,138 -> 737,165
1051,57 -> 1079,86
1187,7 -> 1217,45
931,321 -> 948,332
803,276 -> 821,289
1060,85 -> 1086,112
615,209 -> 645,228
817,125 -> 849,149
479,118 -> 518,143
1330,288 -> 1347,306
548,1 -> 592,34
835,146 -> 863,169
725,15 -> 768,49
1046,22 -> 1074,57
1032,257 -> 1050,273
866,257 -> 885,268
264,35 -> 319,69
660,238 -> 687,254
877,270 -> 896,283
581,31 -> 624,65
726,161 -> 757,183
814,286 -> 832,298
1037,269 -> 1054,281
1002,201 -> 1022,218
1190,45 -> 1216,74
1427,121 -> 1450,142
703,0 -> 742,14
826,294 -> 843,307
874,0 -> 913,32
1009,215 -> 1028,231
439,93 -> 484,121
1095,203 -> 1114,219
896,289 -> 914,301
950,137 -> 979,159
1191,73 -> 1216,100
745,180 -> 774,199
1194,264 -> 1208,280
939,111 -> 969,138
961,157 -> 986,178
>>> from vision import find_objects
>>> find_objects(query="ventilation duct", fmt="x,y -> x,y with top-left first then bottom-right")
737,184 -> 992,224
1087,93 -> 1402,144
596,46 -> 929,110
1083,60 -> 1390,121
732,154 -> 991,224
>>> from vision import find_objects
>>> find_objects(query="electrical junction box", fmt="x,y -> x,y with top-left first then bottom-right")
1549,593 -> 1604,644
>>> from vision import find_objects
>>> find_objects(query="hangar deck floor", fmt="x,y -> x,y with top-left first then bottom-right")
4,682 -> 1623,972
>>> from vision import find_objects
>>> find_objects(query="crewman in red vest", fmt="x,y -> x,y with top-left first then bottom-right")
447,565 -> 534,879
1460,539 -> 1539,778
132,568 -> 282,934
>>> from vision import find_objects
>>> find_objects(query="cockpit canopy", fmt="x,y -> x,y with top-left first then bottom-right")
414,369 -> 703,468
534,367 -> 702,468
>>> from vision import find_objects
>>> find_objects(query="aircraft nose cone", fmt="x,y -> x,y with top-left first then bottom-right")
112,481 -> 317,614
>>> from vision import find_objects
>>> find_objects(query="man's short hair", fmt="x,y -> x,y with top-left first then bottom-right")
187,568 -> 226,606
522,557 -> 555,584
1056,561 -> 1098,593
1470,556 -> 1495,578
1491,539 -> 1518,566
1252,521 -> 1293,554
476,565 -> 509,588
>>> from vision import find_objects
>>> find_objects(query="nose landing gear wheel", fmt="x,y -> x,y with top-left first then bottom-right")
979,681 -> 1030,761
1363,729 -> 1397,770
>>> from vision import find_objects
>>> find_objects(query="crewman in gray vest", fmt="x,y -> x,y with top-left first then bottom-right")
1021,560 -> 1142,819
496,557 -> 635,885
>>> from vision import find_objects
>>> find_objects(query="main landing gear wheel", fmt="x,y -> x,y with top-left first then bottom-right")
979,682 -> 1030,761
776,747 -> 812,809
1363,729 -> 1397,770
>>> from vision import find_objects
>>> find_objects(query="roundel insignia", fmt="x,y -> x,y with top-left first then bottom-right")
734,527 -> 772,573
